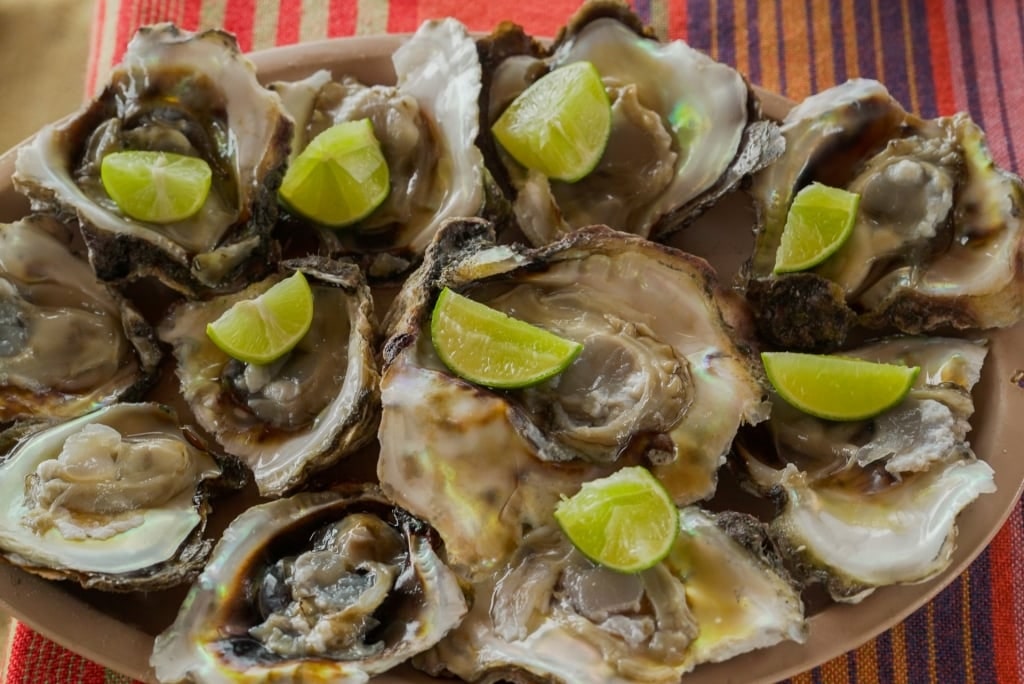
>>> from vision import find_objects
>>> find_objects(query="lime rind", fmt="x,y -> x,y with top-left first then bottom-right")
100,151 -> 213,224
492,61 -> 612,183
761,351 -> 920,422
773,182 -> 860,274
430,287 -> 583,389
554,466 -> 679,574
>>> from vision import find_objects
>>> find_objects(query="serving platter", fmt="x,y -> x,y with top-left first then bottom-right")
0,32 -> 1021,684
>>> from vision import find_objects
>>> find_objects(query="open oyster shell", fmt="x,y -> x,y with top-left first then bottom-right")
0,215 -> 160,424
745,79 -> 1024,350
272,18 -> 502,279
735,337 -> 996,602
377,219 -> 769,577
158,256 -> 379,497
478,0 -> 783,246
13,24 -> 292,296
150,486 -> 468,684
0,402 -> 226,591
418,510 -> 804,683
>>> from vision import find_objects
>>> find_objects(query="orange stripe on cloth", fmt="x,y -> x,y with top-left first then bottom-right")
756,0 -> 781,95
779,0 -> 811,101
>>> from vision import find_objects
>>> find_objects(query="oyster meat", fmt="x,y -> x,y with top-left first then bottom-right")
735,337 -> 996,602
158,257 -> 379,496
14,24 -> 292,296
745,79 -> 1024,350
0,403 -> 224,591
419,509 -> 804,683
479,1 -> 782,245
151,486 -> 467,684
0,215 -> 160,424
377,219 -> 769,576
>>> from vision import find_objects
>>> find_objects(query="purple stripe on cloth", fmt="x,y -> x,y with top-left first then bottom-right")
686,0 -> 712,54
904,601 -> 932,682
631,0 -> 651,26
934,575 -> 968,681
746,0 -> 762,85
879,0 -> 911,110
983,0 -> 1020,170
855,0 -> 878,79
876,622 -> 896,683
952,0 -> 983,122
717,0 -> 737,69
774,0 -> 788,93
908,0 -> 938,117
804,0 -> 818,92
828,0 -> 849,83
969,551 -> 997,682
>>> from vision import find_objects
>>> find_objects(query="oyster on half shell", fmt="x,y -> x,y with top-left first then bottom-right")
0,215 -> 160,424
479,1 -> 782,245
158,257 -> 379,497
0,403 -> 226,591
13,24 -> 292,296
151,486 -> 468,684
377,219 -> 769,577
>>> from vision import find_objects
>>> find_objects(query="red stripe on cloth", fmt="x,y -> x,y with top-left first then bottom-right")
111,0 -> 139,67
668,0 -> 687,40
223,0 -> 257,51
276,0 -> 303,44
328,0 -> 357,38
387,0 -> 420,33
5,622 -> 121,684
85,0 -> 107,97
182,0 -> 202,29
385,0 -> 584,35
991,518 -> 1023,683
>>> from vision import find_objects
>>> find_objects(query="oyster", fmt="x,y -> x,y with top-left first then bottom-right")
377,219 -> 769,576
735,337 -> 996,602
0,215 -> 160,424
418,510 -> 804,683
150,486 -> 468,684
745,79 -> 1024,350
0,402 -> 224,591
14,24 -> 292,296
158,257 -> 379,497
479,1 -> 783,246
272,18 -> 495,278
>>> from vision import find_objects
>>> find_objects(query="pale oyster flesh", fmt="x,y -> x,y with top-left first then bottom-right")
13,24 -> 292,295
0,215 -> 160,424
150,487 -> 467,684
377,219 -> 768,577
481,2 -> 782,245
418,510 -> 804,683
746,79 -> 1024,350
158,257 -> 379,496
0,403 -> 222,591
735,337 -> 995,602
272,18 -> 488,277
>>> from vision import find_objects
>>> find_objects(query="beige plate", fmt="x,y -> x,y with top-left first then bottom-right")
0,33 -> 1022,684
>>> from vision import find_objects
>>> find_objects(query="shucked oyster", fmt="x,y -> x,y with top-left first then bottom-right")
14,24 -> 292,296
745,79 -> 1024,350
158,257 -> 379,496
272,18 -> 495,278
479,1 -> 782,245
377,219 -> 769,576
735,337 -> 996,602
419,510 -> 804,683
151,486 -> 467,684
0,215 -> 160,424
0,403 -> 224,591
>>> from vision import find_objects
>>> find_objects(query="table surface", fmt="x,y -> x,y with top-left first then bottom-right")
3,1 -> 1024,683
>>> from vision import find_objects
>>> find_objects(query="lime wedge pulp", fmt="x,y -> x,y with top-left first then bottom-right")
492,60 -> 612,182
206,271 -> 315,365
773,182 -> 860,274
278,118 -> 390,227
100,150 -> 212,224
554,466 -> 679,574
430,287 -> 583,389
761,351 -> 920,422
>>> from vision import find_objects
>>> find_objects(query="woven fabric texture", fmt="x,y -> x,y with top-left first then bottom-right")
6,0 -> 1024,683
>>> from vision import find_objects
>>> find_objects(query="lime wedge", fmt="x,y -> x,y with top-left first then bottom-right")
773,182 -> 860,274
279,119 -> 390,227
492,61 -> 612,182
100,151 -> 212,224
206,271 -> 314,365
762,351 -> 920,421
430,287 -> 583,389
554,466 -> 679,574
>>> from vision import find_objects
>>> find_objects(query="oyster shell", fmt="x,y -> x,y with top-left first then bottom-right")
158,257 -> 379,497
0,403 -> 224,591
479,0 -> 783,246
418,510 -> 804,683
735,337 -> 996,602
0,215 -> 160,424
745,79 -> 1024,350
272,18 -> 498,279
150,486 -> 468,684
13,24 -> 292,296
377,219 -> 769,576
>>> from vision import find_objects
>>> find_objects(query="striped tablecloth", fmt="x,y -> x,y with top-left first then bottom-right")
7,1 -> 1024,682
